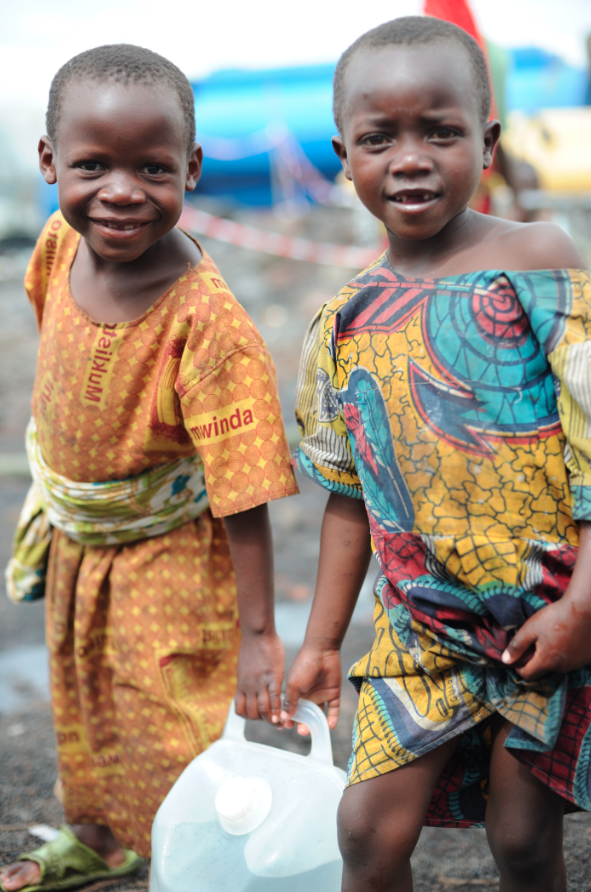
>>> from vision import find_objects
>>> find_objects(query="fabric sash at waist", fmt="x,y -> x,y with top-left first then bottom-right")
25,417 -> 209,545
5,418 -> 209,602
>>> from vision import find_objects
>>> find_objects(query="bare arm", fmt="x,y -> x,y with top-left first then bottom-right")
503,521 -> 591,678
281,492 -> 373,730
224,503 -> 284,723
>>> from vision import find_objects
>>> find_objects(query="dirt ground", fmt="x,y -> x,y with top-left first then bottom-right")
1,208 -> 591,890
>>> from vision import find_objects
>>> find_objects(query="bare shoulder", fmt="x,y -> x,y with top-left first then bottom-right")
495,219 -> 587,272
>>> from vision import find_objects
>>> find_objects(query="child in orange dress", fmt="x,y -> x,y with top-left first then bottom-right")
1,44 -> 297,892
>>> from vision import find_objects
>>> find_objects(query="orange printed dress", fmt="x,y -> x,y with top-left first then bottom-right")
25,212 -> 298,856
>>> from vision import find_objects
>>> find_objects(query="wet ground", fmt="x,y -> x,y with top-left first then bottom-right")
1,208 -> 590,890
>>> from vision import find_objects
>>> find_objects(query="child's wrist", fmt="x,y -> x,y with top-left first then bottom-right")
561,588 -> 591,617
240,624 -> 278,640
301,635 -> 342,654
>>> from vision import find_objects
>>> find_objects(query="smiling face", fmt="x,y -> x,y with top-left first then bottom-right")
39,80 -> 202,262
333,43 -> 499,243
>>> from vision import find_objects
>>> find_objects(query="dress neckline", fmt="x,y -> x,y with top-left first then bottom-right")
64,228 -> 206,330
374,253 -> 583,284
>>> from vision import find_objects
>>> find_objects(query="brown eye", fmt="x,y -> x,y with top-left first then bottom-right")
431,128 -> 455,140
362,134 -> 389,147
79,161 -> 103,172
143,164 -> 165,175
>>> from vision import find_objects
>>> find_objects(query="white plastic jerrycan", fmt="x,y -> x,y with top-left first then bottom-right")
150,699 -> 346,892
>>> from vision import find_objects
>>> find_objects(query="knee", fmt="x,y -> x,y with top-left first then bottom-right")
337,786 -> 420,870
488,822 -> 561,881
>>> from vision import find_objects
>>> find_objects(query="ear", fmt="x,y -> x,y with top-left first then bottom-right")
185,143 -> 203,192
39,136 -> 57,185
482,119 -> 501,171
331,135 -> 352,181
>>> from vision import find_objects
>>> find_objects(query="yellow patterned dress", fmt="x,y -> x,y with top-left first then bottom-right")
296,254 -> 591,826
23,212 -> 298,855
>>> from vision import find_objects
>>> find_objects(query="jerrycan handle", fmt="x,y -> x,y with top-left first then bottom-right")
222,698 -> 334,767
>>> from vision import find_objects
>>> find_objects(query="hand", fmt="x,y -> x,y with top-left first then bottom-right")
235,630 -> 284,724
502,596 -> 591,680
280,644 -> 342,734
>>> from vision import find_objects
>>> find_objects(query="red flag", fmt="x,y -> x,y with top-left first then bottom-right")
423,0 -> 498,119
423,0 -> 500,210
424,0 -> 485,51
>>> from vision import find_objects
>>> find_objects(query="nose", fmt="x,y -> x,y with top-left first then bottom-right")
389,139 -> 435,179
97,172 -> 146,206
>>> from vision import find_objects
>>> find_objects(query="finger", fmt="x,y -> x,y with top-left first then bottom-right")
257,687 -> 271,723
246,691 -> 262,721
268,679 -> 282,724
234,691 -> 247,718
502,621 -> 538,665
297,723 -> 311,736
326,696 -> 340,730
513,647 -> 555,681
280,677 -> 302,722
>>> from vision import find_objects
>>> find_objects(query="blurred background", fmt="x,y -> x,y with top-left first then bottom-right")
2,3 -> 591,887
1,0 -> 591,250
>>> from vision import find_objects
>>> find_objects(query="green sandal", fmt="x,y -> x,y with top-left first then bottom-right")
0,825 -> 143,892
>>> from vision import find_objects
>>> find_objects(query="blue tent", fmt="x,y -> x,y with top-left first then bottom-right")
193,63 -> 341,207
191,49 -> 589,207
507,47 -> 589,115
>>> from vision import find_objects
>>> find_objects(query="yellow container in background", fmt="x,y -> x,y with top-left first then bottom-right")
502,107 -> 591,193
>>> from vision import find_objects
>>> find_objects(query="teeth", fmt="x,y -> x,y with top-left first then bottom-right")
394,193 -> 433,203
101,222 -> 139,230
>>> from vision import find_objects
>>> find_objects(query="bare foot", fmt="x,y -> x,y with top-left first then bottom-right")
0,824 -> 126,891
0,861 -> 41,891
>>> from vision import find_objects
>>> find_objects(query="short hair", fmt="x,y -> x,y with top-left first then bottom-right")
333,16 -> 491,134
46,44 -> 196,155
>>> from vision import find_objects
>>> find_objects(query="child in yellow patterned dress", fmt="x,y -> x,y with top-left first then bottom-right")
282,16 -> 591,892
0,44 -> 298,892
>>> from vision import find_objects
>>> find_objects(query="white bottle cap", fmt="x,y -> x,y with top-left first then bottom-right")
215,776 -> 272,836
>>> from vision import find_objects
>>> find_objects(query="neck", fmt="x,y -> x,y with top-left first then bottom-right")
386,208 -> 479,278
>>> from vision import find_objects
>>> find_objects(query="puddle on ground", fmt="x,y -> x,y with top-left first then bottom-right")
0,644 -> 49,713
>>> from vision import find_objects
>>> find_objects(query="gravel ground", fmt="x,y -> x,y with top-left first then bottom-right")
1,208 -> 591,890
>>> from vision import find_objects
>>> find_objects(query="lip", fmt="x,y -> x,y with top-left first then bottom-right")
88,218 -> 154,239
387,190 -> 441,214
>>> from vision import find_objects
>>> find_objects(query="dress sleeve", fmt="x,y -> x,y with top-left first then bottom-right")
513,269 -> 591,521
24,211 -> 68,330
294,304 -> 363,499
181,343 -> 299,517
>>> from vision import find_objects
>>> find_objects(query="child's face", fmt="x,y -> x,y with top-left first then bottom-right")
39,81 -> 202,262
333,44 -> 499,242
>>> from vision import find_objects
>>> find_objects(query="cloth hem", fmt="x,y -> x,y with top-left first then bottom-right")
346,704 -> 494,789
512,751 -> 591,813
569,482 -> 591,522
209,481 -> 300,518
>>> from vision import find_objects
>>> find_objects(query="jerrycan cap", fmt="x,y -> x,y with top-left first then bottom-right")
215,776 -> 272,835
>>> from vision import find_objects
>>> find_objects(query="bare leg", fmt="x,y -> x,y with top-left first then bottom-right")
486,715 -> 566,892
0,824 -> 126,891
338,737 -> 458,892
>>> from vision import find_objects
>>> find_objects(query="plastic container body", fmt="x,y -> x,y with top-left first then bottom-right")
150,700 -> 345,892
